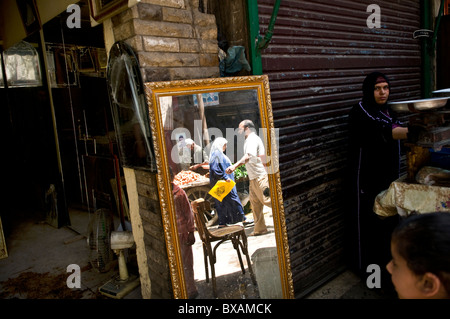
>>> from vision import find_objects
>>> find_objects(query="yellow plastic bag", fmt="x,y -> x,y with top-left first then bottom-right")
208,180 -> 236,202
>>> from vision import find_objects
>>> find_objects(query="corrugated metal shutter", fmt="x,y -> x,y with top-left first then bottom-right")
257,0 -> 422,296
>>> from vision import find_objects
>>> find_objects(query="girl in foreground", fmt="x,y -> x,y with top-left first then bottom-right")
387,212 -> 450,299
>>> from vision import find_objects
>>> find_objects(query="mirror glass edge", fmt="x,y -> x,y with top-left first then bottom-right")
145,86 -> 187,299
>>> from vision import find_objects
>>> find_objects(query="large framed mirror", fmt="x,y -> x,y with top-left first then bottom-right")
145,75 -> 293,299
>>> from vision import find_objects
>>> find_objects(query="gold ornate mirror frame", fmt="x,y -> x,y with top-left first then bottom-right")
145,75 -> 294,299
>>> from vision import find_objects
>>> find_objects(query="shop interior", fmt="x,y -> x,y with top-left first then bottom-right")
0,3 -> 137,298
0,1 -> 271,299
2,3 -> 114,225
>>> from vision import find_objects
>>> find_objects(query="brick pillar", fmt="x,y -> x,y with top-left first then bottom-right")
111,0 -> 219,82
110,0 -> 219,299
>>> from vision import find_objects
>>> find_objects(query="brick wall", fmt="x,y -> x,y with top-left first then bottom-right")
111,0 -> 219,298
134,170 -> 172,298
112,0 -> 219,82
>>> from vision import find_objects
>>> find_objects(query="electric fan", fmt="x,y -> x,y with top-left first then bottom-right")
87,208 -> 140,299
87,208 -> 114,273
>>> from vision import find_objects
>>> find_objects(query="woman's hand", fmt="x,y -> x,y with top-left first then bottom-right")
393,126 -> 408,140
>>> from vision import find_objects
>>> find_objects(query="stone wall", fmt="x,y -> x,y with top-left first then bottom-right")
111,0 -> 219,298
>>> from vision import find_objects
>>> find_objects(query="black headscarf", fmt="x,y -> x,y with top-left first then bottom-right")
362,71 -> 390,111
355,71 -> 401,138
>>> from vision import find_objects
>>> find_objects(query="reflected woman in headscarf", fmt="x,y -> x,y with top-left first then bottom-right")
209,137 -> 246,227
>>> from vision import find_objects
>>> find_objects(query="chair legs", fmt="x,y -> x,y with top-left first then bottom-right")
203,234 -> 256,298
202,244 -> 209,283
232,237 -> 246,274
210,261 -> 217,298
235,234 -> 256,285
202,242 -> 219,297
244,249 -> 256,285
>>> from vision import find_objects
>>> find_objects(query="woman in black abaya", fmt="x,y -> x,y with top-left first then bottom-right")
347,72 -> 408,289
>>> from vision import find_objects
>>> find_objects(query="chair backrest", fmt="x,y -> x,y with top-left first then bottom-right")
191,198 -> 210,242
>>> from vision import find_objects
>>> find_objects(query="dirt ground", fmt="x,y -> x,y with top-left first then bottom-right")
0,267 -> 94,299
0,206 -> 278,300
0,209 -> 140,299
0,207 -> 385,300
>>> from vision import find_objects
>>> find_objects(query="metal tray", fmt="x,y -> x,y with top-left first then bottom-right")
389,97 -> 449,112
433,88 -> 450,97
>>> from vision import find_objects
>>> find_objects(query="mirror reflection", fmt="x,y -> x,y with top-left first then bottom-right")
107,41 -> 156,171
166,91 -> 277,298
146,76 -> 293,299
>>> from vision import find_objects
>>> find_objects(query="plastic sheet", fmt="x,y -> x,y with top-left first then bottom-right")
219,46 -> 251,77
374,177 -> 450,217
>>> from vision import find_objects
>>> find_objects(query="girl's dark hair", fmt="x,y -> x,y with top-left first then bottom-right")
392,212 -> 450,294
